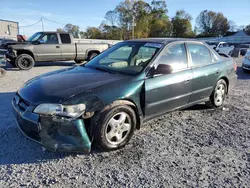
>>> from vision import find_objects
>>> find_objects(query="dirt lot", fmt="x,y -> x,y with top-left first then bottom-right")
0,59 -> 249,187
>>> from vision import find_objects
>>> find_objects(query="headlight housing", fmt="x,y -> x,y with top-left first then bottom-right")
34,103 -> 86,119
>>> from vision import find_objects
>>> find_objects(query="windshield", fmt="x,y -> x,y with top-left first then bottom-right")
85,41 -> 162,75
27,32 -> 43,42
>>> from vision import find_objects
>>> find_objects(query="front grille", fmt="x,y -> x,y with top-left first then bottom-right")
13,94 -> 30,112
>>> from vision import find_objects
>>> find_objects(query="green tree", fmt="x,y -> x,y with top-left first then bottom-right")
195,10 -> 230,37
172,10 -> 194,38
149,0 -> 172,37
64,24 -> 80,38
85,27 -> 103,39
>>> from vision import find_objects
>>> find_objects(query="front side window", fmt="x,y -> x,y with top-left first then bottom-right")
85,42 -> 162,75
40,34 -> 59,44
28,32 -> 43,42
187,43 -> 212,67
156,43 -> 188,71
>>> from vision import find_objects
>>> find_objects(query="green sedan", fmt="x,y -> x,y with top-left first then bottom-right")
12,39 -> 237,152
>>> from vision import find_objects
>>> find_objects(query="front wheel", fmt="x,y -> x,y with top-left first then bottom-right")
15,54 -> 35,70
95,105 -> 136,151
206,79 -> 227,108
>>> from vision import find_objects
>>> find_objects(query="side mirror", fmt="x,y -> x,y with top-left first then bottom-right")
38,39 -> 45,44
154,64 -> 173,75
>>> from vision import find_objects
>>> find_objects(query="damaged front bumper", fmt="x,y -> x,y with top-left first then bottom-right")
12,94 -> 91,153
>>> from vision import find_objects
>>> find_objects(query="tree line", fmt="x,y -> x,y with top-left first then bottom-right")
57,0 -> 250,39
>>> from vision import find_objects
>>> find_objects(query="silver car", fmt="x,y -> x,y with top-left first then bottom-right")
242,50 -> 250,72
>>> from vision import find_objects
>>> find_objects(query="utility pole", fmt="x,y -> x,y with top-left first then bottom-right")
132,16 -> 135,39
41,17 -> 44,31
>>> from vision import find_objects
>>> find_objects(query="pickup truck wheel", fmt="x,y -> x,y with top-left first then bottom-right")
15,54 -> 35,70
75,60 -> 83,64
95,105 -> 136,151
87,52 -> 98,61
206,79 -> 227,108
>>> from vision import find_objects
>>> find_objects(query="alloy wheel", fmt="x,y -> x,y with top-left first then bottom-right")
105,112 -> 132,145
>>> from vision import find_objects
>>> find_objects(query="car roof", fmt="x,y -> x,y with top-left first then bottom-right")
127,38 -> 205,44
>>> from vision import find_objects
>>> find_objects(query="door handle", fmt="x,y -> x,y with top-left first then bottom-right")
56,46 -> 60,48
185,77 -> 192,82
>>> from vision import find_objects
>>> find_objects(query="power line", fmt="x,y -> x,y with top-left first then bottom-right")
19,18 -> 42,27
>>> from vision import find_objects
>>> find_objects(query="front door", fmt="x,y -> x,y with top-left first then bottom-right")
33,33 -> 61,61
145,42 -> 193,119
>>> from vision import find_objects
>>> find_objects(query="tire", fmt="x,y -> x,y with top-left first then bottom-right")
0,68 -> 6,78
206,79 -> 227,108
95,105 -> 136,151
75,60 -> 83,64
87,52 -> 98,61
15,54 -> 35,70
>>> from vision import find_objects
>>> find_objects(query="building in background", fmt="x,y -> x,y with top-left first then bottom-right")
0,19 -> 19,40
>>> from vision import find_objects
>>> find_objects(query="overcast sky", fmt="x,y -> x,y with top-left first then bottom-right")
0,0 -> 249,36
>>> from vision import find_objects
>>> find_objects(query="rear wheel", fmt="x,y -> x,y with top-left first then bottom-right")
75,60 -> 83,64
15,54 -> 35,70
95,105 -> 136,151
206,79 -> 227,108
87,52 -> 99,61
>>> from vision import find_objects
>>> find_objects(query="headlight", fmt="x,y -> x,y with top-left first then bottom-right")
34,103 -> 86,119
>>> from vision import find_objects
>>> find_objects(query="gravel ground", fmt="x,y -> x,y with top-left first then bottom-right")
0,59 -> 249,187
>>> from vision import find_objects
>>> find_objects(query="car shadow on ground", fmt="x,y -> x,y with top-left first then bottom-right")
181,103 -> 211,111
4,61 -> 77,71
0,92 -> 80,165
236,66 -> 250,80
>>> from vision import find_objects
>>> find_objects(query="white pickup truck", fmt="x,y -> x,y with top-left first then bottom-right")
5,31 -> 110,70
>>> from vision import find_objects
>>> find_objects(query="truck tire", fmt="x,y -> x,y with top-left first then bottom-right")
15,54 -> 35,70
87,52 -> 99,61
75,60 -> 83,64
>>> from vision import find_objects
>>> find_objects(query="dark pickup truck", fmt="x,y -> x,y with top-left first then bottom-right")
5,31 -> 110,70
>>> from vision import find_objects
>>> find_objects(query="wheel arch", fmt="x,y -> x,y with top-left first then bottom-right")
16,50 -> 35,60
102,99 -> 142,130
219,76 -> 229,94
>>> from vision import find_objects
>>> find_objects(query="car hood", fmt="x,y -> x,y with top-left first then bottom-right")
18,66 -> 129,105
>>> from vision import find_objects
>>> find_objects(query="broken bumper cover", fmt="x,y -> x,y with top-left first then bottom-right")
12,94 -> 91,152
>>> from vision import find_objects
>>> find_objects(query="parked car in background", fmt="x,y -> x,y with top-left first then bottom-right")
215,42 -> 234,55
239,44 -> 250,56
206,41 -> 219,49
12,38 -> 237,153
5,31 -> 110,70
242,50 -> 250,73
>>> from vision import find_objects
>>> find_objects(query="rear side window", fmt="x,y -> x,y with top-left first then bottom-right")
187,43 -> 212,67
60,34 -> 71,44
156,43 -> 188,71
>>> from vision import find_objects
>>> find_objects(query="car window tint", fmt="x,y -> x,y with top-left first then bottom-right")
41,34 -> 58,44
157,43 -> 188,71
60,34 -> 71,44
108,46 -> 132,59
187,43 -> 212,67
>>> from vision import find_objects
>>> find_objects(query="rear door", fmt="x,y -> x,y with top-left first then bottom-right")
186,42 -> 220,103
145,42 -> 193,119
33,33 -> 61,61
59,33 -> 76,60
